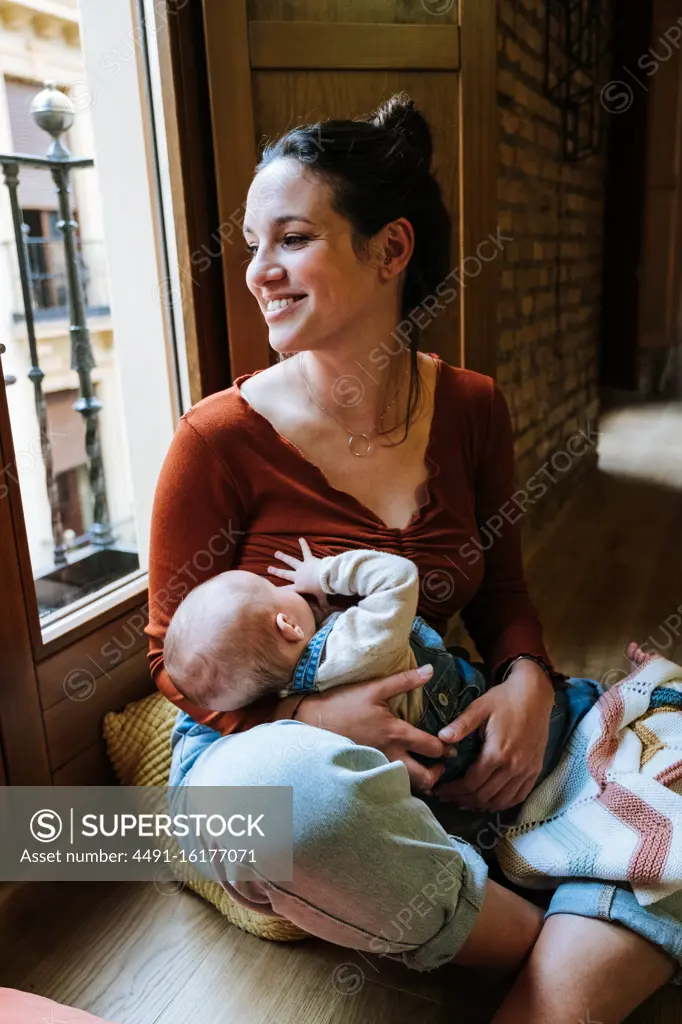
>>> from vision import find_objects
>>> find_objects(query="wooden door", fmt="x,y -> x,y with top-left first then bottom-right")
202,0 -> 498,379
638,0 -> 682,367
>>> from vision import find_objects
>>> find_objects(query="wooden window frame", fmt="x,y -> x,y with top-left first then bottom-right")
0,0 -> 226,784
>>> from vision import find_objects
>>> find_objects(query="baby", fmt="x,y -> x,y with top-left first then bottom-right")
164,540 -> 491,782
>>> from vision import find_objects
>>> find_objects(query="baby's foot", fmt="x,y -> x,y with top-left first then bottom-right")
626,640 -> 661,668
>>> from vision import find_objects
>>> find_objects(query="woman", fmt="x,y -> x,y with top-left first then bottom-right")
146,94 -> 680,1021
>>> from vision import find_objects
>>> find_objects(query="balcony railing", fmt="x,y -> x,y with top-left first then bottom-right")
0,82 -> 138,621
4,237 -> 111,322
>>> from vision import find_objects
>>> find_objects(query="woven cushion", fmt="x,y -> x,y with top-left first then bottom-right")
103,691 -> 308,943
0,987 -> 115,1022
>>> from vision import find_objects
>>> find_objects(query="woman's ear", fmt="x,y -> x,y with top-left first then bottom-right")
276,612 -> 305,642
378,217 -> 414,279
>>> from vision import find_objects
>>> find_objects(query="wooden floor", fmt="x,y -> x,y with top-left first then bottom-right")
1,396 -> 682,1024
528,397 -> 682,682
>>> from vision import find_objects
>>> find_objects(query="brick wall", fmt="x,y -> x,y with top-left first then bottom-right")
496,0 -> 607,544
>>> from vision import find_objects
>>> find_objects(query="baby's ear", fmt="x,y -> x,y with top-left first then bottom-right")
276,612 -> 305,642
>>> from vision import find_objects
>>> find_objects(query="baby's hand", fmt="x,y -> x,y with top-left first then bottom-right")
268,538 -> 327,600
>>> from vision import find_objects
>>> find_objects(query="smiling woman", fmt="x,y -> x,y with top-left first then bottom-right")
146,92 -> 680,1024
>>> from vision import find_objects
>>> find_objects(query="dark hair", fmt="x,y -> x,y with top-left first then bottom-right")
255,92 -> 451,443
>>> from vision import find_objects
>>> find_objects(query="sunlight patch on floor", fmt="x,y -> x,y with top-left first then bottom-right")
598,402 -> 682,489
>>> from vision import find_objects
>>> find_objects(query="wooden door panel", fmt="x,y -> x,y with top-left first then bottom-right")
252,70 -> 460,365
639,0 -> 682,350
248,0 -> 457,24
249,23 -> 460,70
203,0 -> 472,378
43,648 -> 150,774
53,739 -> 118,786
641,191 -> 677,334
36,610 -> 149,712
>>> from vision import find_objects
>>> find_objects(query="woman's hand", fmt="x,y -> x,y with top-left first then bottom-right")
431,660 -> 555,812
273,665 -> 450,794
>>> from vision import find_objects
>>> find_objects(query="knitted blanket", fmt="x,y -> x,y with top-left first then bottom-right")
497,652 -> 682,906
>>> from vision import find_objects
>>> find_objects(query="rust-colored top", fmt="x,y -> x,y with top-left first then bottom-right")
145,354 -> 558,735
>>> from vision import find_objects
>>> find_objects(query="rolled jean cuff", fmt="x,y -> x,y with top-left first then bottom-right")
387,835 -> 489,973
545,881 -> 682,986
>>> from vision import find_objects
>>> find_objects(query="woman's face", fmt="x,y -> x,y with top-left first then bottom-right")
243,158 -> 396,356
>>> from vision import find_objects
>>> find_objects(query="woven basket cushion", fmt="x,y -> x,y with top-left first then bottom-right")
0,987 -> 115,1022
102,691 -> 308,943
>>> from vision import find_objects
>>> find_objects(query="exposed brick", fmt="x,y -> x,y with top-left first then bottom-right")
496,0 -> 608,539
505,36 -> 524,66
499,329 -> 516,351
499,0 -> 518,30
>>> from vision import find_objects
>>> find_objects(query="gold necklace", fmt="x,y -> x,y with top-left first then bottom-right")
297,352 -> 410,457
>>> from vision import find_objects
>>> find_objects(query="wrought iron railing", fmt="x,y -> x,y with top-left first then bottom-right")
0,82 -> 139,616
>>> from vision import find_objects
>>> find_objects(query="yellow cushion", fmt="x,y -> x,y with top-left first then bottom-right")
103,691 -> 309,943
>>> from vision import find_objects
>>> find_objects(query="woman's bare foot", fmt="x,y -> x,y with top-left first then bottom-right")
626,640 -> 660,668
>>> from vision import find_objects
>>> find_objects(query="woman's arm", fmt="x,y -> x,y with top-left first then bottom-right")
145,415 -> 279,735
432,382 -> 559,811
459,381 -> 562,684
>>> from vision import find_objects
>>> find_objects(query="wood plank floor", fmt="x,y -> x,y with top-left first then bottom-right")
1,397 -> 681,1023
527,399 -> 682,684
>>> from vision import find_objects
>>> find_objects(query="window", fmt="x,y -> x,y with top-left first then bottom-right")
15,209 -> 107,320
23,210 -> 65,313
0,0 -> 186,641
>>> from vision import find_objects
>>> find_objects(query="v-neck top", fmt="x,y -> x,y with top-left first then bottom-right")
145,354 -> 559,735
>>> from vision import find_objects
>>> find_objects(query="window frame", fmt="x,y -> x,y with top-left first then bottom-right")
0,0 -> 227,784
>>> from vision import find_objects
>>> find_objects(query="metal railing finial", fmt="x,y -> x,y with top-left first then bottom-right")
30,81 -> 75,160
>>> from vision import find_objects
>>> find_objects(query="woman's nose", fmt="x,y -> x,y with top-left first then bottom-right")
248,252 -> 286,290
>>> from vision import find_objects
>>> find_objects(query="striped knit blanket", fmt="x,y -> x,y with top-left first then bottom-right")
497,652 -> 682,906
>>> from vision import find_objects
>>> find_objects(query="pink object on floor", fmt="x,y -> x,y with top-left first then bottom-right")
0,988 -> 118,1023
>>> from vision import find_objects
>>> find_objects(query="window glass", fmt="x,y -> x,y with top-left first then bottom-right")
0,0 -> 182,636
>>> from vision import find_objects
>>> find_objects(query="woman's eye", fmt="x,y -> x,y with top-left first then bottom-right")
245,234 -> 308,258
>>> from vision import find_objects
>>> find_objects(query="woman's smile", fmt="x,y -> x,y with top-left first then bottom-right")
263,294 -> 307,321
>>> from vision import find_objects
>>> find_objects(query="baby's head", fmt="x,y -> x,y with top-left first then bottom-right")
164,570 -> 318,712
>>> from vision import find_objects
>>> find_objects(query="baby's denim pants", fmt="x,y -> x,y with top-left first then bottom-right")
282,611 -> 604,786
407,616 -> 603,786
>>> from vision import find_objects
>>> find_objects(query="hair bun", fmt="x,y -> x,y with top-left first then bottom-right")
369,92 -> 433,170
